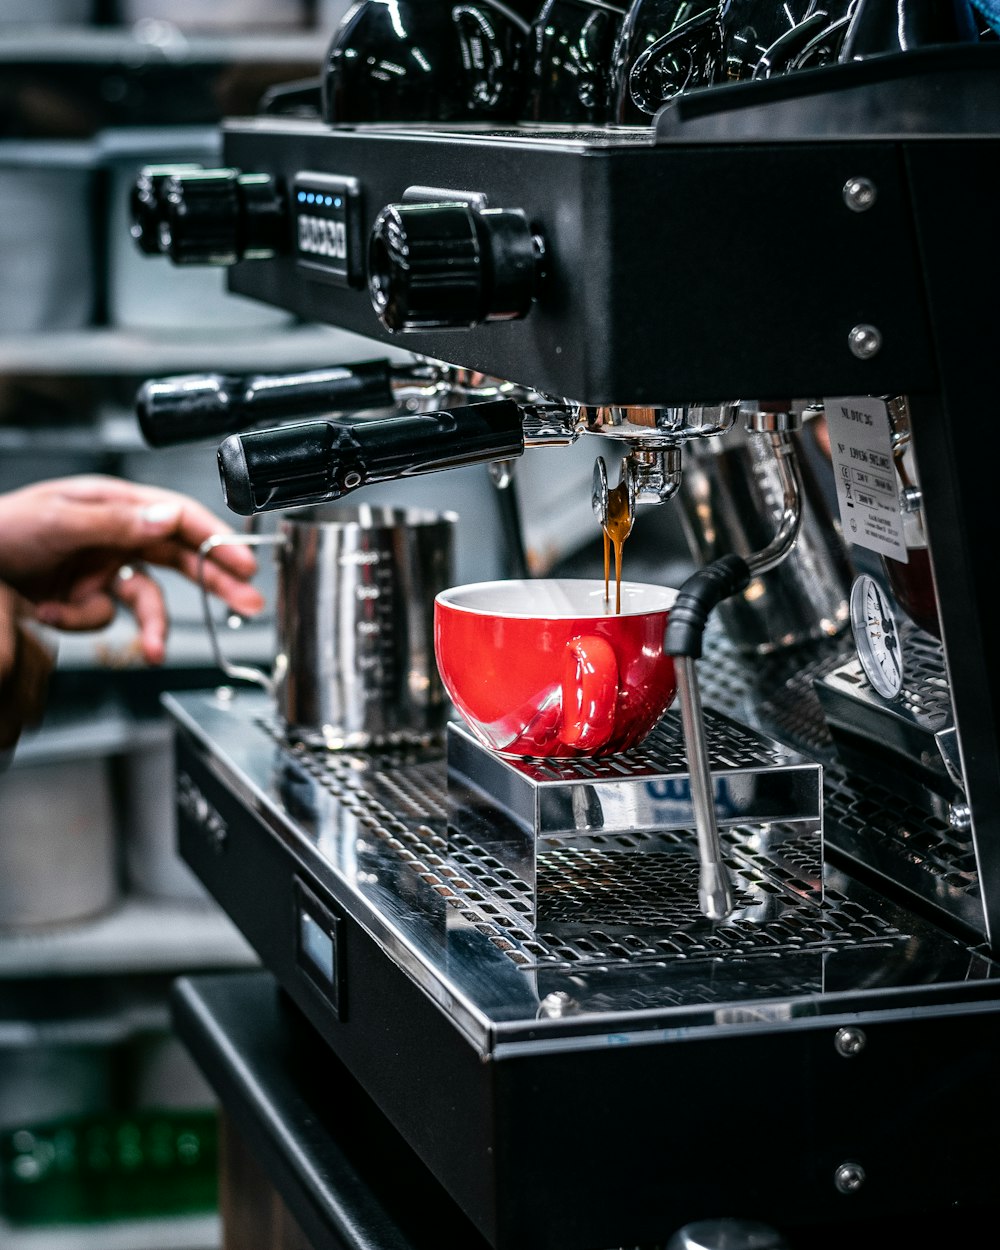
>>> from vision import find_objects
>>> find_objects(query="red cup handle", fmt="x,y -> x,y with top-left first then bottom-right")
560,634 -> 618,752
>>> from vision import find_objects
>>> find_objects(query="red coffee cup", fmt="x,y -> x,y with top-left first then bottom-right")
434,578 -> 678,758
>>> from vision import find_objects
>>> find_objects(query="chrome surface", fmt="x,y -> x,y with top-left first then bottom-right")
626,444 -> 683,507
842,175 -> 878,212
446,702 -> 820,924
167,629 -> 1000,1056
833,1025 -> 866,1057
665,1218 -> 790,1250
742,430 -> 802,578
203,505 -> 456,750
578,402 -> 740,443
674,657 -> 734,921
677,418 -> 853,654
834,1162 -> 866,1195
814,630 -> 955,787
848,323 -> 883,359
446,710 -> 821,838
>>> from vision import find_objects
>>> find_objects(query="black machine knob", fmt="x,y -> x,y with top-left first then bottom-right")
129,163 -> 205,256
150,168 -> 287,266
368,201 -> 542,333
136,361 -> 398,449
217,399 -> 525,515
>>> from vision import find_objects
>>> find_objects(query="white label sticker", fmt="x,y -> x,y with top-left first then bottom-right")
824,396 -> 907,561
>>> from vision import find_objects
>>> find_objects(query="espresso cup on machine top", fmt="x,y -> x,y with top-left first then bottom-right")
523,0 -> 628,125
323,0 -> 535,125
200,505 -> 456,749
434,578 -> 678,759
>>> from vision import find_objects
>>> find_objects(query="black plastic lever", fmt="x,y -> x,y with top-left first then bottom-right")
136,361 -> 397,448
217,399 -> 525,516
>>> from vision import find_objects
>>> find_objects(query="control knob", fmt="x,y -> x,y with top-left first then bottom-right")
129,163 -> 204,256
131,166 -> 286,266
368,200 -> 543,332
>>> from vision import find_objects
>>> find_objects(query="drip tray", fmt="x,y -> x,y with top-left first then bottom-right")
446,709 -> 823,925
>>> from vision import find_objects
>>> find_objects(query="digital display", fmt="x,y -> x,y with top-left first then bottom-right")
300,910 -> 335,985
293,171 -> 363,288
295,879 -> 344,1016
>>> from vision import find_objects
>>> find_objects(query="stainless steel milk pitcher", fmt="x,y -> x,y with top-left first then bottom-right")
199,504 -> 456,748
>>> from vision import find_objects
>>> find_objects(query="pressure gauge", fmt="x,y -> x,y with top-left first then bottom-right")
849,573 -> 904,699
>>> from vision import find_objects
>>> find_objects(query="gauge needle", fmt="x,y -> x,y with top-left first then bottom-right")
884,630 -> 901,678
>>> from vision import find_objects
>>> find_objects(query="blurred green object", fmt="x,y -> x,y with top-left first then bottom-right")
0,1108 -> 218,1226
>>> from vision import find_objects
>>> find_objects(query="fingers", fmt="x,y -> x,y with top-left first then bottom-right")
0,476 -> 266,649
2,476 -> 260,584
141,540 -> 267,618
35,568 -> 169,665
34,592 -> 117,634
111,566 -> 170,665
84,481 -> 252,567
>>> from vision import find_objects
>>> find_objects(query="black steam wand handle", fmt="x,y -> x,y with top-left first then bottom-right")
136,360 -> 398,449
217,399 -> 525,516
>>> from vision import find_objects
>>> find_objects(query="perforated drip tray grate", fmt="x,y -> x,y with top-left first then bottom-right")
277,720 -> 908,976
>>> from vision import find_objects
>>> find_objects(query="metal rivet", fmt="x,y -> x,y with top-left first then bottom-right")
949,802 -> 972,833
843,176 -> 878,212
835,1162 -> 866,1194
343,471 -> 363,489
539,990 -> 577,1018
835,1026 -> 867,1057
848,324 -> 882,359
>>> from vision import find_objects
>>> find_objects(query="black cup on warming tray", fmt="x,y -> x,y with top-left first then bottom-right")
322,0 -> 536,124
522,0 -> 628,125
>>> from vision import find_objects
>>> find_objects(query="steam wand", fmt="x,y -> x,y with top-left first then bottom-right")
664,407 -> 804,921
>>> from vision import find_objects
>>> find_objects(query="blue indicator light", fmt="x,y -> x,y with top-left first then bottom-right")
297,191 -> 306,202
334,196 -> 343,209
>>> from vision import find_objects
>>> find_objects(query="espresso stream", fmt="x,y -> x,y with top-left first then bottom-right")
602,477 -> 632,613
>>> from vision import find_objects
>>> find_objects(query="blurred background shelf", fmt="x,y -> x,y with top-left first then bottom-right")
0,897 -> 257,980
0,325 -> 398,376
0,1211 -> 220,1250
0,28 -> 327,62
0,7 -> 351,1240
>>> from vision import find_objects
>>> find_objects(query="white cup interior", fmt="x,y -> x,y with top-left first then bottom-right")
436,578 -> 677,619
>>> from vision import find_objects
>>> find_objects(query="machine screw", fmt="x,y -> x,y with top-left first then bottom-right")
949,802 -> 973,832
538,991 -> 578,1018
834,1026 -> 867,1058
834,1162 -> 867,1194
843,176 -> 878,212
848,324 -> 882,359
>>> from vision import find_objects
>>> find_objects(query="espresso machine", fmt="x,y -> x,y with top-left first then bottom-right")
128,4 -> 1000,1246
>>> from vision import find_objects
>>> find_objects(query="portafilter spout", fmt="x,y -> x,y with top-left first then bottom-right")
665,404 -> 805,922
589,404 -> 739,533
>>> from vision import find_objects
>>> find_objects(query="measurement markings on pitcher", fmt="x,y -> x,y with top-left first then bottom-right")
350,558 -> 400,691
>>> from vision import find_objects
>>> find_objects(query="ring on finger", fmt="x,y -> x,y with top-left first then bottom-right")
115,562 -> 147,588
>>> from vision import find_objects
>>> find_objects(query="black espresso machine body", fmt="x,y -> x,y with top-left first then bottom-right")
156,40 -> 1000,1250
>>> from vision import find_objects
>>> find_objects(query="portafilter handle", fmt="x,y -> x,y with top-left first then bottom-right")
136,360 -> 403,449
217,399 -> 527,516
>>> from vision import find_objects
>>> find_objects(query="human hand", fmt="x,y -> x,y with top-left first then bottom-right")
0,475 -> 267,665
0,581 -> 55,756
